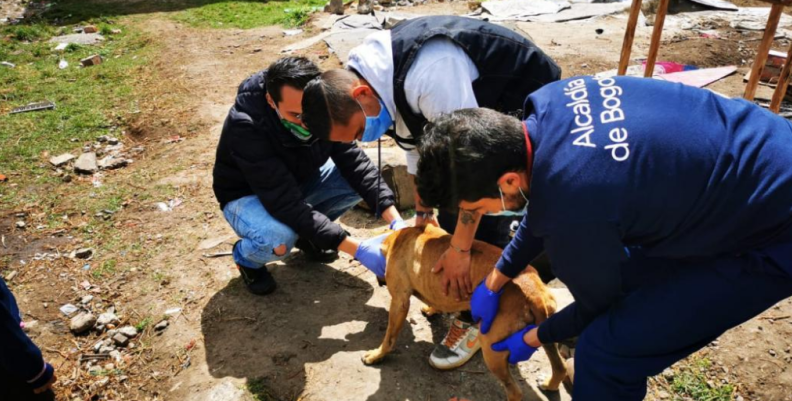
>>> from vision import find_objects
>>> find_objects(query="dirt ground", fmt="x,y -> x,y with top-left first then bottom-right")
4,1 -> 792,400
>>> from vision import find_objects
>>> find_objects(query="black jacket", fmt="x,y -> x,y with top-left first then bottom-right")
212,71 -> 395,249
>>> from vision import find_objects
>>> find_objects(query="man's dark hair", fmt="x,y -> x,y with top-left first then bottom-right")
265,57 -> 321,104
302,69 -> 361,140
416,108 -> 526,211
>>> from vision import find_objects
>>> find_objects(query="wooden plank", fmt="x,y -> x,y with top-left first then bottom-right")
770,35 -> 792,112
644,0 -> 670,77
744,3 -> 784,100
618,0 -> 644,75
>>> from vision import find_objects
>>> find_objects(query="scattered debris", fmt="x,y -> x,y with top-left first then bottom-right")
156,198 -> 183,212
164,307 -> 182,316
526,2 -> 629,23
96,311 -> 120,330
154,320 -> 169,332
10,101 -> 56,114
118,326 -> 138,338
112,333 -> 129,347
54,42 -> 69,51
74,152 -> 98,174
0,174 -> 6,182
98,155 -> 130,170
71,248 -> 94,259
656,65 -> 737,88
479,0 -> 569,21
70,312 -> 97,334
4,271 -> 17,281
283,29 -> 304,36
80,54 -> 102,67
202,251 -> 234,258
1,61 -> 15,68
50,153 -> 76,167
15,221 -> 25,229
58,59 -> 68,69
81,295 -> 94,304
164,135 -> 184,144
110,28 -> 122,34
197,234 -> 235,251
644,61 -> 697,75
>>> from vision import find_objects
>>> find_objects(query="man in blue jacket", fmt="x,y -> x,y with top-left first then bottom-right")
1,278 -> 56,400
213,57 -> 403,295
415,76 -> 792,400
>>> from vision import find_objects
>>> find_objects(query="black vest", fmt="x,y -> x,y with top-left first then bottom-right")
390,16 -> 561,146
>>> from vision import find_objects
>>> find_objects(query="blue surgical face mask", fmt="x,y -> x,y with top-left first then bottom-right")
358,98 -> 393,142
487,186 -> 529,217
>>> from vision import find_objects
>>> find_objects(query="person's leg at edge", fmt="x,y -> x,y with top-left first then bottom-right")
573,249 -> 792,400
223,195 -> 299,295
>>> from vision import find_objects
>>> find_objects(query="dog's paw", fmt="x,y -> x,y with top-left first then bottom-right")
537,376 -> 561,392
361,349 -> 385,365
420,305 -> 438,317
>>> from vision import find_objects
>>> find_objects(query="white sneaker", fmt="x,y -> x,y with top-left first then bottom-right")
429,318 -> 481,370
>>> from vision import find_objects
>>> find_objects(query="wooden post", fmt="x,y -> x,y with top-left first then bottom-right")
744,3 -> 784,100
644,0 -> 671,77
770,37 -> 792,112
618,0 -> 644,75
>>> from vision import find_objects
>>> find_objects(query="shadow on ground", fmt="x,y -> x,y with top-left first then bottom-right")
202,260 -> 558,400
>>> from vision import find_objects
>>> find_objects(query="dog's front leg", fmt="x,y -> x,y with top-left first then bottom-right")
362,293 -> 410,365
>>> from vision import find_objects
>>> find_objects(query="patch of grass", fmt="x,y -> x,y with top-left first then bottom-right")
0,19 -> 152,205
92,259 -> 117,279
246,377 -> 279,401
670,358 -> 734,401
172,0 -> 327,29
135,317 -> 152,331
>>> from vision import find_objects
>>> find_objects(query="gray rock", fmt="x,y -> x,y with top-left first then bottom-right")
15,221 -> 25,229
662,367 -> 674,380
96,135 -> 109,143
93,340 -> 105,352
74,152 -> 98,174
70,312 -> 96,334
48,33 -> 105,45
118,326 -> 138,338
81,295 -> 94,304
112,333 -> 129,347
154,320 -> 169,331
98,345 -> 115,354
96,311 -> 119,327
362,147 -> 415,210
50,153 -> 76,167
107,137 -> 119,145
98,155 -> 130,170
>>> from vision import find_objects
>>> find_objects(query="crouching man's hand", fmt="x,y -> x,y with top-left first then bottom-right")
354,234 -> 389,277
492,325 -> 539,364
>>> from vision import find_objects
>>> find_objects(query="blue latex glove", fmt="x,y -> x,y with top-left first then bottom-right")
491,325 -> 538,364
389,219 -> 408,230
471,280 -> 502,334
355,233 -> 389,277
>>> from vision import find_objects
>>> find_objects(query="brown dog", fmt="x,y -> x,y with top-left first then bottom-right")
361,225 -> 567,401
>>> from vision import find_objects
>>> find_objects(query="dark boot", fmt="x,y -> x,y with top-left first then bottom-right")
237,264 -> 277,296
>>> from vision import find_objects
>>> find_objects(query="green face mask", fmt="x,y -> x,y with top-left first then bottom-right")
274,106 -> 312,141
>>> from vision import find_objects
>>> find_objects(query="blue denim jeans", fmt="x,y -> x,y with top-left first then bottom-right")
222,160 -> 362,268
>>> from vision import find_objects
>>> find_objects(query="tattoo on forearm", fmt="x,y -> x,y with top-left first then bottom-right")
460,210 -> 475,225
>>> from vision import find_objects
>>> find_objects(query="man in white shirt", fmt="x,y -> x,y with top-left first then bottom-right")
301,15 -> 560,371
